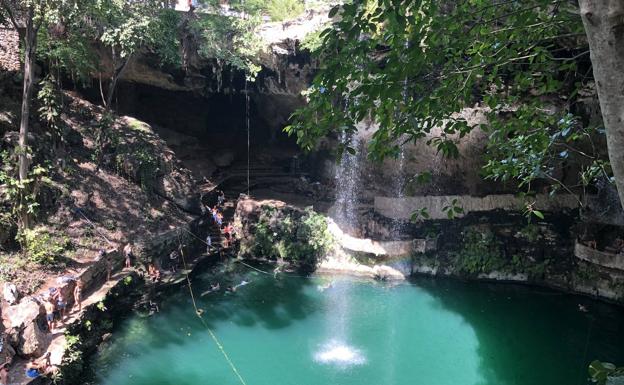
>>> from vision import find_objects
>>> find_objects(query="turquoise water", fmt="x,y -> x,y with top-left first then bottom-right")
92,264 -> 624,385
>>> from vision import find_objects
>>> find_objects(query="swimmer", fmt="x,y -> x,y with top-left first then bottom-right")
317,281 -> 334,292
232,280 -> 250,292
578,304 -> 589,313
200,283 -> 220,297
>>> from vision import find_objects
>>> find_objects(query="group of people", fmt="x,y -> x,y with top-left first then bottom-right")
209,191 -> 236,250
41,279 -> 83,333
25,352 -> 58,379
200,280 -> 250,297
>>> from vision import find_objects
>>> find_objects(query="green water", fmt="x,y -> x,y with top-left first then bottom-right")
92,265 -> 624,385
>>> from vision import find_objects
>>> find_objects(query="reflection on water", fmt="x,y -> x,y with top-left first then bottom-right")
91,264 -> 624,385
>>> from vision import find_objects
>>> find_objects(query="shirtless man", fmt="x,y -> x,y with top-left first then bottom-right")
123,243 -> 133,268
44,299 -> 56,332
73,280 -> 84,312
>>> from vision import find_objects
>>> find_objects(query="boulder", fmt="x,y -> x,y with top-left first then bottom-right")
18,320 -> 46,357
4,300 -> 42,329
372,265 -> 405,281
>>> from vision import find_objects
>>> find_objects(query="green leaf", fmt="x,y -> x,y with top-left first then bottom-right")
328,5 -> 340,18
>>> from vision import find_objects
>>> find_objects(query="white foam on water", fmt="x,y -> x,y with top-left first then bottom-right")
314,340 -> 366,367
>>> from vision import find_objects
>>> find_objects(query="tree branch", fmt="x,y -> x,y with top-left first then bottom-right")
0,0 -> 20,31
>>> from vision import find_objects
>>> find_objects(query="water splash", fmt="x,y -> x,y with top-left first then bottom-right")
314,339 -> 366,367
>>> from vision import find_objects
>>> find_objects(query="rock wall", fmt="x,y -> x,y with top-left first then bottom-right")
375,194 -> 580,220
0,26 -> 19,72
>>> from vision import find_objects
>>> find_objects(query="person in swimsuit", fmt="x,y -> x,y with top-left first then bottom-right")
206,235 -> 212,254
44,299 -> 55,332
169,251 -> 179,273
25,353 -> 56,379
73,280 -> 83,312
123,243 -> 133,269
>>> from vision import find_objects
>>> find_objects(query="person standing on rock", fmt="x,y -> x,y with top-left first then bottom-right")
73,280 -> 84,312
55,291 -> 67,322
44,299 -> 56,332
169,250 -> 179,273
123,243 -> 134,269
206,235 -> 212,254
218,190 -> 225,206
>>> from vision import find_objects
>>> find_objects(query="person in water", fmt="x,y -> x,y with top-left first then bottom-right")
201,282 -> 221,297
232,280 -> 250,292
148,300 -> 159,315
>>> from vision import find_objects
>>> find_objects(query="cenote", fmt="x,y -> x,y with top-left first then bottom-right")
90,264 -> 624,385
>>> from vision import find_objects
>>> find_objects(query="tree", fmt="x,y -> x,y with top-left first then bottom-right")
91,0 -> 181,109
0,0 -> 59,228
579,0 -> 624,211
286,0 -> 610,211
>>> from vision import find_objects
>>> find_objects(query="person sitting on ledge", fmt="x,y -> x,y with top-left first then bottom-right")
25,352 -> 57,379
148,263 -> 161,282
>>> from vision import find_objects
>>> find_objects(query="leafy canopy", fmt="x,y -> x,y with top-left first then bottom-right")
288,0 -> 609,195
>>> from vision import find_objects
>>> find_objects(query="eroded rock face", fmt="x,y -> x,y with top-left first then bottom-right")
0,337 -> 15,364
4,300 -> 42,330
18,320 -> 46,357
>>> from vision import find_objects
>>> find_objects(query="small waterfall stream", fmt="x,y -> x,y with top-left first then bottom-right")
332,133 -> 363,236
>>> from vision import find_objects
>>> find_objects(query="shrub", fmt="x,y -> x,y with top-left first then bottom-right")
265,0 -> 304,21
17,226 -> 71,265
251,206 -> 333,266
453,228 -> 505,274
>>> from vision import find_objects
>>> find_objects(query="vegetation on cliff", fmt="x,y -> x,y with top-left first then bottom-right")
287,0 -> 621,218
241,205 -> 333,268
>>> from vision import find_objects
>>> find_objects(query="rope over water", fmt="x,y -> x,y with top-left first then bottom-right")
176,234 -> 249,385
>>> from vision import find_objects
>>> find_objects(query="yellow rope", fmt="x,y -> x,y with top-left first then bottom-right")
177,234 -> 249,385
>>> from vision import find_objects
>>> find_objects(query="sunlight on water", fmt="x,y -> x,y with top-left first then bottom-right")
313,340 -> 366,367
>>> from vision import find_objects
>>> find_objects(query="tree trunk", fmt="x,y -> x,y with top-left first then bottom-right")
105,54 -> 131,110
579,0 -> 624,210
17,9 -> 37,229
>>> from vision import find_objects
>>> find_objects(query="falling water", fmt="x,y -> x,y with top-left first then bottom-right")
333,133 -> 363,236
321,133 -> 366,368
314,279 -> 366,368
391,68 -> 410,236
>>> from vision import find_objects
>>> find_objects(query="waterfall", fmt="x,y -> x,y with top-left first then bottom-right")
316,133 -> 367,368
332,133 -> 363,236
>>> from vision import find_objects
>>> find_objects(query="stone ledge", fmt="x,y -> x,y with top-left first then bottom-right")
374,194 -> 580,220
575,242 -> 624,271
